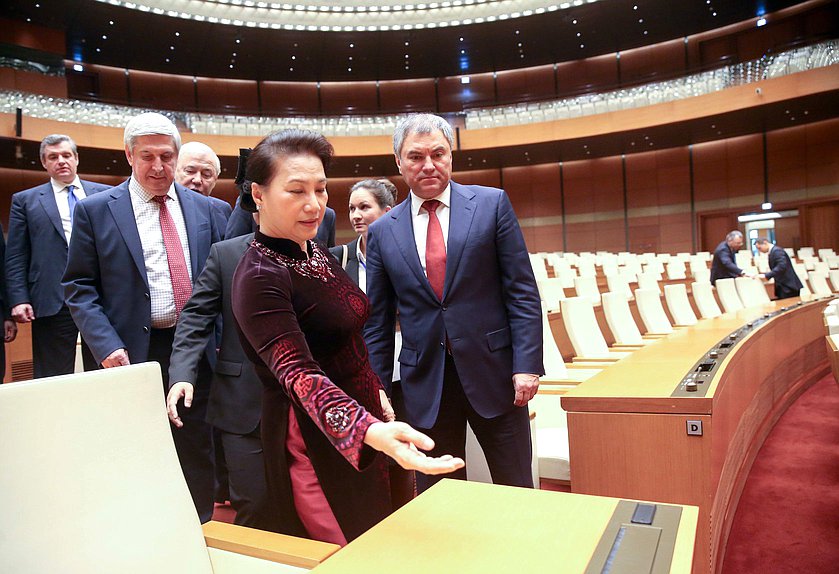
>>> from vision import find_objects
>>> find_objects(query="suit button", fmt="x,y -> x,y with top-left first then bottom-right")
143,326 -> 150,333
144,292 -> 150,300
442,306 -> 447,311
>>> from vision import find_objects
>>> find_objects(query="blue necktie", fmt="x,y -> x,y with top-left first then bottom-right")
67,185 -> 77,224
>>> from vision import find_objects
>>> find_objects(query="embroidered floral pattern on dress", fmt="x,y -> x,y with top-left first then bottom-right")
324,406 -> 352,434
251,239 -> 335,282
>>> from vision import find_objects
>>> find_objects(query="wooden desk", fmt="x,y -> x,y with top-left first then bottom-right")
311,479 -> 698,574
561,298 -> 831,574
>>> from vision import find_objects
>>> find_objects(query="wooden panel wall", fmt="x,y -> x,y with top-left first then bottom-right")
378,79 -> 437,114
495,65 -> 556,104
619,39 -> 685,86
437,72 -> 495,112
129,70 -> 195,111
260,81 -> 319,116
195,77 -> 259,115
320,81 -> 378,115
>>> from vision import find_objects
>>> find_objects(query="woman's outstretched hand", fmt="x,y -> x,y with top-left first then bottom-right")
364,421 -> 465,475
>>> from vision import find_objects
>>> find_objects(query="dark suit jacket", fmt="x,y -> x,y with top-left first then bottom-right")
765,245 -> 803,298
5,179 -> 111,317
328,237 -> 360,285
0,223 -> 9,380
62,179 -> 221,365
168,233 -> 261,434
710,240 -> 743,285
363,182 -> 544,428
208,195 -> 233,240
225,196 -> 337,247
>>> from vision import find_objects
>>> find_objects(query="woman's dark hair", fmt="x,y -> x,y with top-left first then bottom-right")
349,179 -> 396,210
246,129 -> 334,187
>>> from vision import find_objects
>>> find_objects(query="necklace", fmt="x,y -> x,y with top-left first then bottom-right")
251,240 -> 335,282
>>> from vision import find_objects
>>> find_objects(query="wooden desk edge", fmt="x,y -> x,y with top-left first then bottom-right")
202,520 -> 340,568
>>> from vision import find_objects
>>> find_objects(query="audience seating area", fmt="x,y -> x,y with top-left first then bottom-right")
528,246 -> 839,489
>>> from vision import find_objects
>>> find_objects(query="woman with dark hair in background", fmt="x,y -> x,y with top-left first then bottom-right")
231,129 -> 463,545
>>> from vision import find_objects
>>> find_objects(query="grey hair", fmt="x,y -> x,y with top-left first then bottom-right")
124,112 -> 181,152
350,179 -> 396,210
40,134 -> 77,161
725,230 -> 744,242
392,113 -> 454,156
179,141 -> 221,175
754,238 -> 771,245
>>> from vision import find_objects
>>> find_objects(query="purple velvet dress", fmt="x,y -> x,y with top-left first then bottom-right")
232,231 -> 390,542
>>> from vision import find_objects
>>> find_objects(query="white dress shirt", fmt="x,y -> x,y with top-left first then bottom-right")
51,177 -> 85,243
356,238 -> 367,293
129,179 -> 193,328
410,184 -> 451,278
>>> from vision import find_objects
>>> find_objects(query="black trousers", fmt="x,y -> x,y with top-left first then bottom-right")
149,327 -> 215,523
218,426 -> 276,530
414,354 -> 533,493
31,306 -> 97,378
775,284 -> 800,300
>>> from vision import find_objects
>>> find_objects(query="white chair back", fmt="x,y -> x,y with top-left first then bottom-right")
665,261 -> 686,280
636,271 -> 661,294
573,275 -> 601,305
537,278 -> 566,311
692,265 -> 711,284
829,270 -> 839,293
715,278 -> 745,313
560,297 -> 611,357
664,283 -> 698,326
735,276 -> 771,306
634,288 -> 674,334
691,282 -> 722,319
0,364 -> 214,574
809,271 -> 833,297
541,306 -> 570,379
601,292 -> 644,345
606,273 -> 633,301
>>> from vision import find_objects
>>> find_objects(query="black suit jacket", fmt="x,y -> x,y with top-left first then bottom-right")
208,195 -> 233,240
168,233 -> 261,434
710,240 -> 743,285
5,179 -> 111,317
765,245 -> 803,298
225,196 -> 337,247
328,237 -> 360,285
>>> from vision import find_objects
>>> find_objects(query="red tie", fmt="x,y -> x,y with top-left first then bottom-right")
152,195 -> 192,316
423,199 -> 446,300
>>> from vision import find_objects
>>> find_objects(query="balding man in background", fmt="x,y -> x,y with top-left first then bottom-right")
5,134 -> 109,378
176,141 -> 232,238
756,238 -> 803,299
710,230 -> 751,285
63,112 -> 221,522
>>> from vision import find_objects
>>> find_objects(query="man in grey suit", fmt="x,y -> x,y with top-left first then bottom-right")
5,134 -> 110,377
166,184 -> 273,530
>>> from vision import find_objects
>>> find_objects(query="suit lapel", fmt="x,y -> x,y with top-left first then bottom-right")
37,185 -> 66,243
389,201 -> 437,300
107,182 -> 148,285
443,182 -> 476,299
176,185 -> 201,278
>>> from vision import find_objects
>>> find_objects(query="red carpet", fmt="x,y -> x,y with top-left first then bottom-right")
721,375 -> 839,574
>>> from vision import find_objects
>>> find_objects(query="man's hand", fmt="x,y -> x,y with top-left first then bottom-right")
379,388 -> 396,422
102,348 -> 130,368
11,303 -> 35,323
4,320 -> 17,343
513,373 -> 539,406
166,382 -> 194,428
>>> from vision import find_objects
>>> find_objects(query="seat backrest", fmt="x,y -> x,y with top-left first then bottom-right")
664,283 -> 698,326
735,276 -> 771,306
715,278 -> 745,313
691,282 -> 722,319
665,262 -> 686,280
792,262 -> 810,287
634,288 -> 674,334
606,273 -> 633,301
636,271 -> 661,294
828,334 -> 839,385
573,275 -> 601,305
809,271 -> 833,297
560,297 -> 611,357
0,363 -> 214,574
829,270 -> 839,293
601,292 -> 644,345
537,278 -> 566,311
692,265 -> 711,284
530,254 -> 549,281
541,307 -> 570,379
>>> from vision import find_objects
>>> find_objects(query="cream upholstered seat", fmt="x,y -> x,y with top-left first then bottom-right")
636,271 -> 661,294
560,297 -> 632,362
735,276 -> 771,306
537,277 -> 566,311
665,261 -> 687,280
664,283 -> 698,326
601,292 -> 656,346
715,278 -> 745,313
828,334 -> 839,386
809,271 -> 833,297
0,363 -> 337,574
691,281 -> 722,319
634,288 -> 674,334
528,389 -> 571,482
606,273 -> 633,301
828,270 -> 839,293
540,307 -> 601,385
573,275 -> 601,305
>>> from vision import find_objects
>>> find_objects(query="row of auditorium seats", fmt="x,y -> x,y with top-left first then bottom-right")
526,247 -> 839,489
823,300 -> 839,392
1,40 -> 835,137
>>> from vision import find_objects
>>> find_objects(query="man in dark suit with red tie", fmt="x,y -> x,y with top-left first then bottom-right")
364,114 -> 544,493
63,113 -> 221,522
756,238 -> 804,299
5,135 -> 110,378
